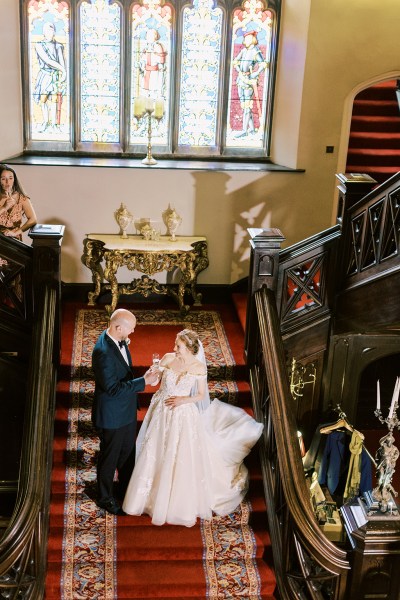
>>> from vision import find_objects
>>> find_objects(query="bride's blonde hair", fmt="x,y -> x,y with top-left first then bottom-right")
177,329 -> 200,355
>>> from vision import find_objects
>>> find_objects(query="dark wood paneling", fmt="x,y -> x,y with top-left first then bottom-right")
0,357 -> 27,485
334,273 -> 400,334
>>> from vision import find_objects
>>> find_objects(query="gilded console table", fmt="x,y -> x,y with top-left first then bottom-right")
82,234 -> 209,314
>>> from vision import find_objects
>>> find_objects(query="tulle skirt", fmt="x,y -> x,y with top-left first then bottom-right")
122,398 -> 263,527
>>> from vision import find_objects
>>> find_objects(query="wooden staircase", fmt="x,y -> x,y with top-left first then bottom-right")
346,79 -> 400,184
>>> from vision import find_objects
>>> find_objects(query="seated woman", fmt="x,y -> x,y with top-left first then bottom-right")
0,164 -> 37,240
122,328 -> 264,527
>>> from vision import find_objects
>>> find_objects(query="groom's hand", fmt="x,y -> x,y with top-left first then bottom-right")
144,368 -> 159,386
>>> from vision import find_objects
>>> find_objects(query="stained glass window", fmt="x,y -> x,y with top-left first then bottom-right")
226,1 -> 273,148
130,1 -> 173,146
28,0 -> 70,142
23,0 -> 280,159
178,0 -> 222,147
80,0 -> 121,143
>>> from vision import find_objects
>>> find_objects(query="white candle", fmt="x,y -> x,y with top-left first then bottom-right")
154,98 -> 164,119
133,96 -> 145,118
388,377 -> 400,419
376,380 -> 380,411
144,97 -> 155,112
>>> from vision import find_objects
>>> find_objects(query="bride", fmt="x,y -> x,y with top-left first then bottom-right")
122,329 -> 263,526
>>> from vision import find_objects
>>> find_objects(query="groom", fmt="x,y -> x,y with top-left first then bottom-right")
92,308 -> 158,515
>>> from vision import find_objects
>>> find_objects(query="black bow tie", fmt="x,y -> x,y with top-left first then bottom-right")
118,340 -> 126,349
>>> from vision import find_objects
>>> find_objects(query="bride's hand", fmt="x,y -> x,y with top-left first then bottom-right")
165,395 -> 184,409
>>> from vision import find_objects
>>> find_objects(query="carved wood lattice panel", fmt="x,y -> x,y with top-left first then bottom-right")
347,212 -> 365,276
347,187 -> 400,277
283,257 -> 323,322
381,188 -> 400,260
361,198 -> 384,270
0,255 -> 26,318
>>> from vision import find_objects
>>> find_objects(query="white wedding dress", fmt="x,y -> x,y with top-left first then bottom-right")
122,366 -> 263,527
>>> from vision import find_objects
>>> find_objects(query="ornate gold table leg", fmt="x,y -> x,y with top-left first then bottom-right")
190,241 -> 209,305
174,276 -> 190,313
172,241 -> 209,313
104,251 -> 120,316
81,239 -> 105,305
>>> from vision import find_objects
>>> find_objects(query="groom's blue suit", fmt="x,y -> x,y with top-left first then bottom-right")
92,330 -> 145,512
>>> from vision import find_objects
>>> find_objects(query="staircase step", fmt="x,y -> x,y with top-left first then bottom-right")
232,292 -> 247,333
118,558 -> 276,598
47,509 -> 268,561
352,98 -> 399,116
46,558 -> 276,599
346,165 -> 400,176
357,80 -> 398,101
349,131 -> 400,149
347,147 -> 400,167
119,523 -> 266,561
350,115 -> 400,133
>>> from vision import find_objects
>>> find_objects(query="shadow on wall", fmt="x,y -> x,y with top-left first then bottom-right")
191,170 -> 314,285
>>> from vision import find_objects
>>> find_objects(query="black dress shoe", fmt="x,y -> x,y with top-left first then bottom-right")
97,497 -> 126,516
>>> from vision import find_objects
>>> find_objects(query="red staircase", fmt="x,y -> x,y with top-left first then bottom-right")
346,79 -> 400,185
45,301 -> 277,599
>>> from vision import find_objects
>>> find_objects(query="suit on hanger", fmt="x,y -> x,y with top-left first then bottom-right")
92,330 -> 145,510
318,430 -> 372,498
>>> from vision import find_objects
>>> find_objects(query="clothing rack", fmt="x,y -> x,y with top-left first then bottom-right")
320,405 -> 376,466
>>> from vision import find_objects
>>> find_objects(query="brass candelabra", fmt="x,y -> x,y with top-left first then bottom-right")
371,378 -> 400,514
133,97 -> 164,166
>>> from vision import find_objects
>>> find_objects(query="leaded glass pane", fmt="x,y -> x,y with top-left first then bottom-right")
130,0 -> 173,146
178,0 -> 222,147
28,0 -> 70,142
226,0 -> 273,148
80,0 -> 121,143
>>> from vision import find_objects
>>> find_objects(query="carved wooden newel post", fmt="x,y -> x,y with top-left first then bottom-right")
245,228 -> 285,363
29,224 -> 65,365
342,510 -> 400,599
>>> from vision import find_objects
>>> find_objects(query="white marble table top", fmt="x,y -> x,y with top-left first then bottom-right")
86,234 -> 206,252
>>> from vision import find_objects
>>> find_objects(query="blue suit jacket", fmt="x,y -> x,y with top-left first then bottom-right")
91,331 -> 145,429
318,430 -> 372,496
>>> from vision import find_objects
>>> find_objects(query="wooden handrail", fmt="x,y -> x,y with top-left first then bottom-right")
251,287 -> 349,599
0,286 -> 57,598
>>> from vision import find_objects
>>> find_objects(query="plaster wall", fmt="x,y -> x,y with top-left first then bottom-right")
0,0 -> 399,284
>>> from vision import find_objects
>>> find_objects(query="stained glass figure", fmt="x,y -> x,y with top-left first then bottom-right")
226,0 -> 273,148
80,0 -> 121,143
28,0 -> 70,142
178,0 -> 222,147
130,0 -> 173,146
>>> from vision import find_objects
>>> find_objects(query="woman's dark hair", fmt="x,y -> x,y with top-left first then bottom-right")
0,164 -> 26,196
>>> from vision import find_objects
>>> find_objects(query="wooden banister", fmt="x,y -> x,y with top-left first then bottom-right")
251,287 -> 349,599
0,225 -> 64,598
0,286 -> 57,597
246,172 -> 400,599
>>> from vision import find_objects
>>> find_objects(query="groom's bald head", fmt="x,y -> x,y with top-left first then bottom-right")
108,309 -> 137,340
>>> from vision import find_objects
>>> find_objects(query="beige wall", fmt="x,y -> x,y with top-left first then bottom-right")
1,0 -> 399,284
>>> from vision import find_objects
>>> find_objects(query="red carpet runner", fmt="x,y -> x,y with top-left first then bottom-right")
45,303 -> 276,599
